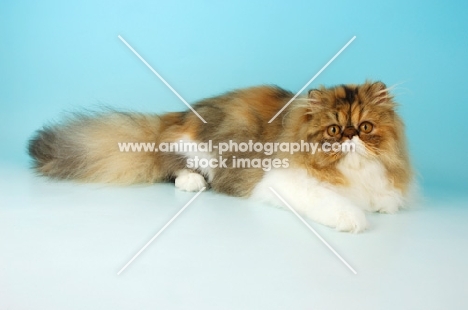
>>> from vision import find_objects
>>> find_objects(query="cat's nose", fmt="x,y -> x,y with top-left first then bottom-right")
343,126 -> 358,139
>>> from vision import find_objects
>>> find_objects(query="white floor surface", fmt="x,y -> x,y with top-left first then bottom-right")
1,164 -> 467,310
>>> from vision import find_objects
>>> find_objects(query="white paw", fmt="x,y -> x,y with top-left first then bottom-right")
334,207 -> 368,233
374,193 -> 404,214
175,172 -> 207,192
305,199 -> 369,233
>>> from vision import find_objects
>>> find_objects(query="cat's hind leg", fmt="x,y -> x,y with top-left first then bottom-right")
174,169 -> 208,192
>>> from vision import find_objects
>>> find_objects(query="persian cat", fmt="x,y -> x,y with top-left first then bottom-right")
28,81 -> 413,232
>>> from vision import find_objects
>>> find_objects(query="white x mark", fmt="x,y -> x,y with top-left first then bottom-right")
116,34 -> 357,276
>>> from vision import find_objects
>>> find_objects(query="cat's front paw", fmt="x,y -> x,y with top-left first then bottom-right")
305,200 -> 369,233
374,193 -> 404,214
334,207 -> 368,233
175,172 -> 207,192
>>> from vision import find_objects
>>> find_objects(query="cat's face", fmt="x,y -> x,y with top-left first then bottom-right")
303,81 -> 405,167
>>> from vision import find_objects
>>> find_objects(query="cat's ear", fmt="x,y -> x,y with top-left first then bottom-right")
307,89 -> 322,104
368,81 -> 390,105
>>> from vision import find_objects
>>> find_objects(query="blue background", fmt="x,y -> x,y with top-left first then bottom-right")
1,0 -> 467,197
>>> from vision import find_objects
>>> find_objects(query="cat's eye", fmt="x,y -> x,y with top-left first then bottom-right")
359,121 -> 373,133
327,125 -> 341,136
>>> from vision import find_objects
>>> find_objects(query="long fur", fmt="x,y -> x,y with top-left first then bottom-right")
29,81 -> 413,232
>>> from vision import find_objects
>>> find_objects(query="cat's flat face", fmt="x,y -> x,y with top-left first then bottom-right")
304,81 -> 405,166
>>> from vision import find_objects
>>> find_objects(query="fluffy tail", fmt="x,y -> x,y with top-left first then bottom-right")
28,112 -> 170,183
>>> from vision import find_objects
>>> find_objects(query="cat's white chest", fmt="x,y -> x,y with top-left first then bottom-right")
336,152 -> 404,213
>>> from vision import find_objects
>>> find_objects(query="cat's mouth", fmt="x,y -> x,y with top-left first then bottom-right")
344,136 -> 367,157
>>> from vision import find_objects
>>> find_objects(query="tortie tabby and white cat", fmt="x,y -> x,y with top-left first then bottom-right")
28,81 -> 413,233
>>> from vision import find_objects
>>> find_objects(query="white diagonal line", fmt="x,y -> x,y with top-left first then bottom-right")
117,187 -> 206,275
268,36 -> 356,123
268,187 -> 357,274
118,35 -> 207,124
